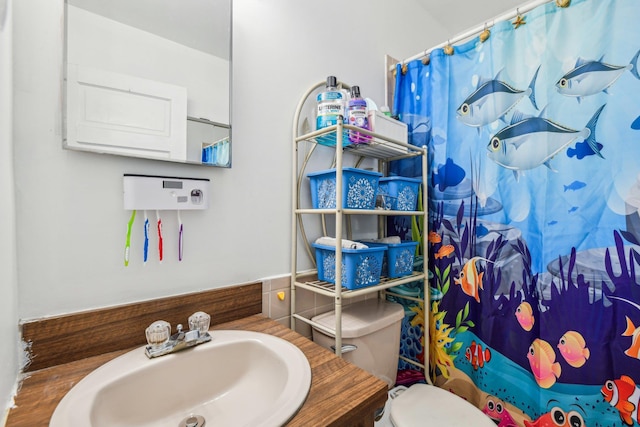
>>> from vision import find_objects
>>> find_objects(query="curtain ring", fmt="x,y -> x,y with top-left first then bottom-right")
556,0 -> 570,7
422,49 -> 430,65
401,63 -> 408,75
479,23 -> 491,42
444,40 -> 454,56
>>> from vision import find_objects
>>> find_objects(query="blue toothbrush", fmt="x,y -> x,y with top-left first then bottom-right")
143,211 -> 149,264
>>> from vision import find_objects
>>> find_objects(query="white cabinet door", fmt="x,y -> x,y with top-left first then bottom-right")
65,64 -> 187,161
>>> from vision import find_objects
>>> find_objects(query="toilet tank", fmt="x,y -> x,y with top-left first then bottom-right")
311,299 -> 404,388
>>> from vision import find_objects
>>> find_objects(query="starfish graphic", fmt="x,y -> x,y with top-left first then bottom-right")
513,14 -> 526,29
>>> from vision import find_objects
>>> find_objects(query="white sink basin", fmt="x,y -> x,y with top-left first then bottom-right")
50,330 -> 312,427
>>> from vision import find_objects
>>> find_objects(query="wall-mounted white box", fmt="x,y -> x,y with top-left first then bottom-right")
123,174 -> 210,210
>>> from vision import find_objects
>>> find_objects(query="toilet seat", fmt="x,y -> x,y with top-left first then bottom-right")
389,384 -> 496,427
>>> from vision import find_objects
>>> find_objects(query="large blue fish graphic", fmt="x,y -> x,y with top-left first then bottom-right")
486,105 -> 605,179
457,66 -> 540,128
556,49 -> 640,102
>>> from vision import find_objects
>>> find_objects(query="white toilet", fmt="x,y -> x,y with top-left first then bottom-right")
311,299 -> 496,427
387,384 -> 496,426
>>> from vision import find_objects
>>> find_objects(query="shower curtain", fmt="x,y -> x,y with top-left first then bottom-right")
391,0 -> 640,425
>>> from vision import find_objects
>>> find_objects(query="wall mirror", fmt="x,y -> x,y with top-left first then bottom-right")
64,0 -> 232,167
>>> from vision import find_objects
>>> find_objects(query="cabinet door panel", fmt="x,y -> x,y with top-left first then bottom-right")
66,64 -> 187,161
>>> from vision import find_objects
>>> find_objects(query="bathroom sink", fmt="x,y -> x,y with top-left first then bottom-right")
50,330 -> 312,427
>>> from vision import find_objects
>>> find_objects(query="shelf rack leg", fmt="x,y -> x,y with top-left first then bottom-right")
334,120 -> 344,357
421,145 -> 433,385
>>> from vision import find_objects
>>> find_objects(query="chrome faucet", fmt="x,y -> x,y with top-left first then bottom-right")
144,311 -> 212,359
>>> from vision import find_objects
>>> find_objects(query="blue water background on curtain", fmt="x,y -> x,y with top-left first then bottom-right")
392,0 -> 640,425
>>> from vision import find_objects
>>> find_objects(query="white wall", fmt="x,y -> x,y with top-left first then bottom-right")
5,2 -> 450,416
5,1 -> 450,414
12,0 -> 447,322
0,0 -> 18,421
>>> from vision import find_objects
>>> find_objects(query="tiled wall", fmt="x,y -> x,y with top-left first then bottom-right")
261,274 -> 376,339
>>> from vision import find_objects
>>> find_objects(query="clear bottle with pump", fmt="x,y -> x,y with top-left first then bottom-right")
346,85 -> 371,144
316,76 -> 346,145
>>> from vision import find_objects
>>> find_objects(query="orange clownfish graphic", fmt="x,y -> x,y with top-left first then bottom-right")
454,256 -> 491,303
602,375 -> 640,426
434,244 -> 455,259
465,340 -> 491,370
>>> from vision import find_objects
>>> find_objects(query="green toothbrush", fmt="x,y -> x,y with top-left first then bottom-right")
124,210 -> 136,266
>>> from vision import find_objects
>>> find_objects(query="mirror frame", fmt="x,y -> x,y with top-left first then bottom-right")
62,0 -> 232,168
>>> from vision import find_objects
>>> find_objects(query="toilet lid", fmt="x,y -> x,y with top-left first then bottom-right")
389,384 -> 496,427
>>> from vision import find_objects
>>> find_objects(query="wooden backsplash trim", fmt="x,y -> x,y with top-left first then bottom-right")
20,282 -> 263,372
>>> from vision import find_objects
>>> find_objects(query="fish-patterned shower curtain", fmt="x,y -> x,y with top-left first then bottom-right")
391,0 -> 640,425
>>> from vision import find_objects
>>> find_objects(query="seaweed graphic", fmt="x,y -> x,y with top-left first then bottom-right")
432,199 -> 478,264
430,301 -> 456,379
430,238 -> 475,356
411,185 -> 425,256
409,301 -> 426,362
428,198 -> 488,373
433,263 -> 451,296
606,230 -> 640,289
481,233 -> 509,291
606,230 -> 640,309
451,301 -> 474,354
499,240 -> 536,305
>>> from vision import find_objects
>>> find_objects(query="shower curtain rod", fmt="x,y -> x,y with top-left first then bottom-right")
397,0 -> 552,66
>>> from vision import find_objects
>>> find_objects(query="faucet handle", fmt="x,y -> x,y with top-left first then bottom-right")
188,311 -> 211,333
145,320 -> 171,350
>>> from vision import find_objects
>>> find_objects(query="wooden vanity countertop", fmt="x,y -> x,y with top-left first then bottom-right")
6,314 -> 389,427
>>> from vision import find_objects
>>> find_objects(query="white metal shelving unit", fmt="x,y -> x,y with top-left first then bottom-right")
290,80 -> 429,378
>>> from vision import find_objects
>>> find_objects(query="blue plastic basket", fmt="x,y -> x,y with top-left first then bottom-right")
378,177 -> 421,211
364,241 -> 419,278
312,243 -> 386,289
307,168 -> 382,210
